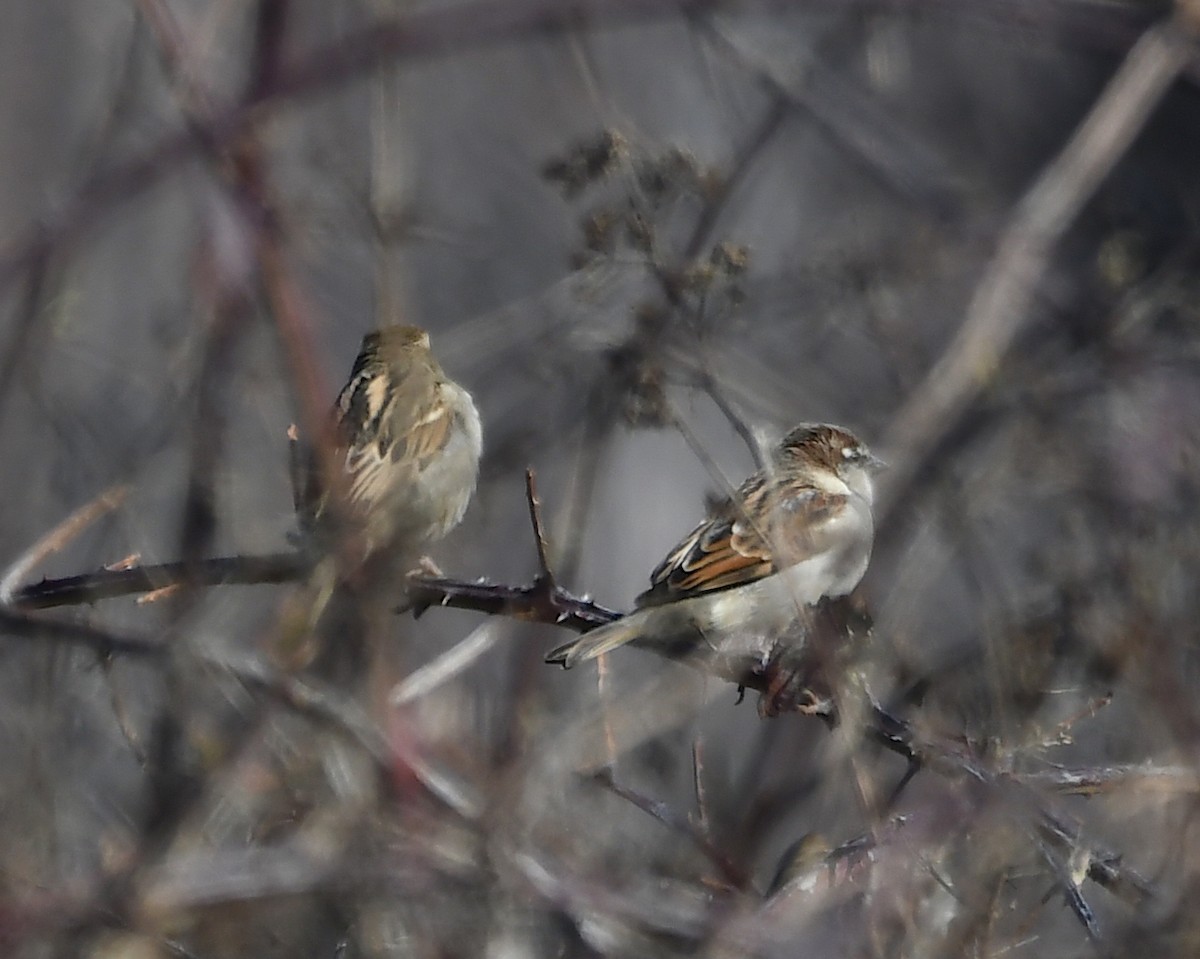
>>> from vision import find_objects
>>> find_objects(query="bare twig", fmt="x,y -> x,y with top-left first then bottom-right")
287,423 -> 307,519
10,552 -> 312,610
525,468 -> 554,581
5,0 -> 1196,305
691,737 -> 712,839
667,404 -> 749,505
403,573 -> 619,633
389,620 -> 508,706
593,769 -> 752,890
404,466 -> 621,632
101,657 -> 150,764
866,699 -> 1155,914
1015,763 -> 1200,795
0,484 -> 129,604
0,608 -> 164,658
700,16 -> 966,217
0,0 -> 729,295
695,370 -> 769,474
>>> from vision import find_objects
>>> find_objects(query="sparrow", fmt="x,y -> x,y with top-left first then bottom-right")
545,424 -> 883,668
307,324 -> 482,557
280,326 -> 481,674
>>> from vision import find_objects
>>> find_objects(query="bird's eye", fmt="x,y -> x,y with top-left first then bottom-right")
841,446 -> 861,460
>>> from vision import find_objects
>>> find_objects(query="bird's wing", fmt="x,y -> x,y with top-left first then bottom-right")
636,475 -> 849,607
336,359 -> 452,509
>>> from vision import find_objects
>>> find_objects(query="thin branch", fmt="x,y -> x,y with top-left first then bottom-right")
593,769 -> 752,891
699,16 -> 967,218
1016,763 -> 1200,795
693,369 -> 769,474
2,0 -> 1195,302
0,485 -> 129,604
667,403 -> 749,505
389,620 -> 509,706
403,574 -> 619,633
404,467 -> 621,632
525,468 -> 554,581
10,552 -> 312,610
866,698 -> 1155,914
0,608 -> 164,658
0,0 -> 724,295
691,737 -> 712,839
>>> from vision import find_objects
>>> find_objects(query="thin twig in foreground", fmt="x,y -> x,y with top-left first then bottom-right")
0,608 -> 164,658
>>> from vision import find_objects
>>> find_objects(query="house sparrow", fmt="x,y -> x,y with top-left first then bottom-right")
308,325 -> 482,556
545,424 -> 883,668
280,326 -> 481,674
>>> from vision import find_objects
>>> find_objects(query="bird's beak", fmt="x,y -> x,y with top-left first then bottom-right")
867,453 -> 888,474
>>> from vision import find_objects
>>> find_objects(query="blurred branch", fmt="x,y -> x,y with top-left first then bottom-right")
134,0 -> 351,540
865,698 -> 1155,916
0,0 -> 726,294
593,769 -> 753,890
701,16 -> 967,217
524,468 -> 554,580
879,16 -> 1198,524
0,608 -> 165,658
1016,763 -> 1200,795
0,478 -> 1172,929
7,0 -> 1176,301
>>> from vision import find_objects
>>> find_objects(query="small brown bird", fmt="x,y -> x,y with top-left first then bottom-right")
310,325 -> 482,556
281,326 -> 481,674
545,424 -> 883,667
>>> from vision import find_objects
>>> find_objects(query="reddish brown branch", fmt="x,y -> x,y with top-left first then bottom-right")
524,468 -> 554,581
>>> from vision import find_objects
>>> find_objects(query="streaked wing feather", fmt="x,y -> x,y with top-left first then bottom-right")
637,477 -> 846,607
333,352 -> 451,512
397,397 -> 453,468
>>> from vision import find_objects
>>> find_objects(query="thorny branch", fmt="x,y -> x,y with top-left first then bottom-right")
11,552 -> 313,610
403,469 -> 621,632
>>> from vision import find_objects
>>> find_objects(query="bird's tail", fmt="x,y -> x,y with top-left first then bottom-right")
544,617 -> 641,668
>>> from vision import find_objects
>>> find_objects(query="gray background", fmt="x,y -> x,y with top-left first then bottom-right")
1,1 -> 1198,956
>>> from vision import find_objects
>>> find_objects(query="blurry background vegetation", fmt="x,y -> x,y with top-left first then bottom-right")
3,0 -> 1200,956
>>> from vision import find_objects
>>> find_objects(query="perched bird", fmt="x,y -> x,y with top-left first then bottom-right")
545,424 -> 883,668
306,325 -> 482,557
279,326 -> 480,674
